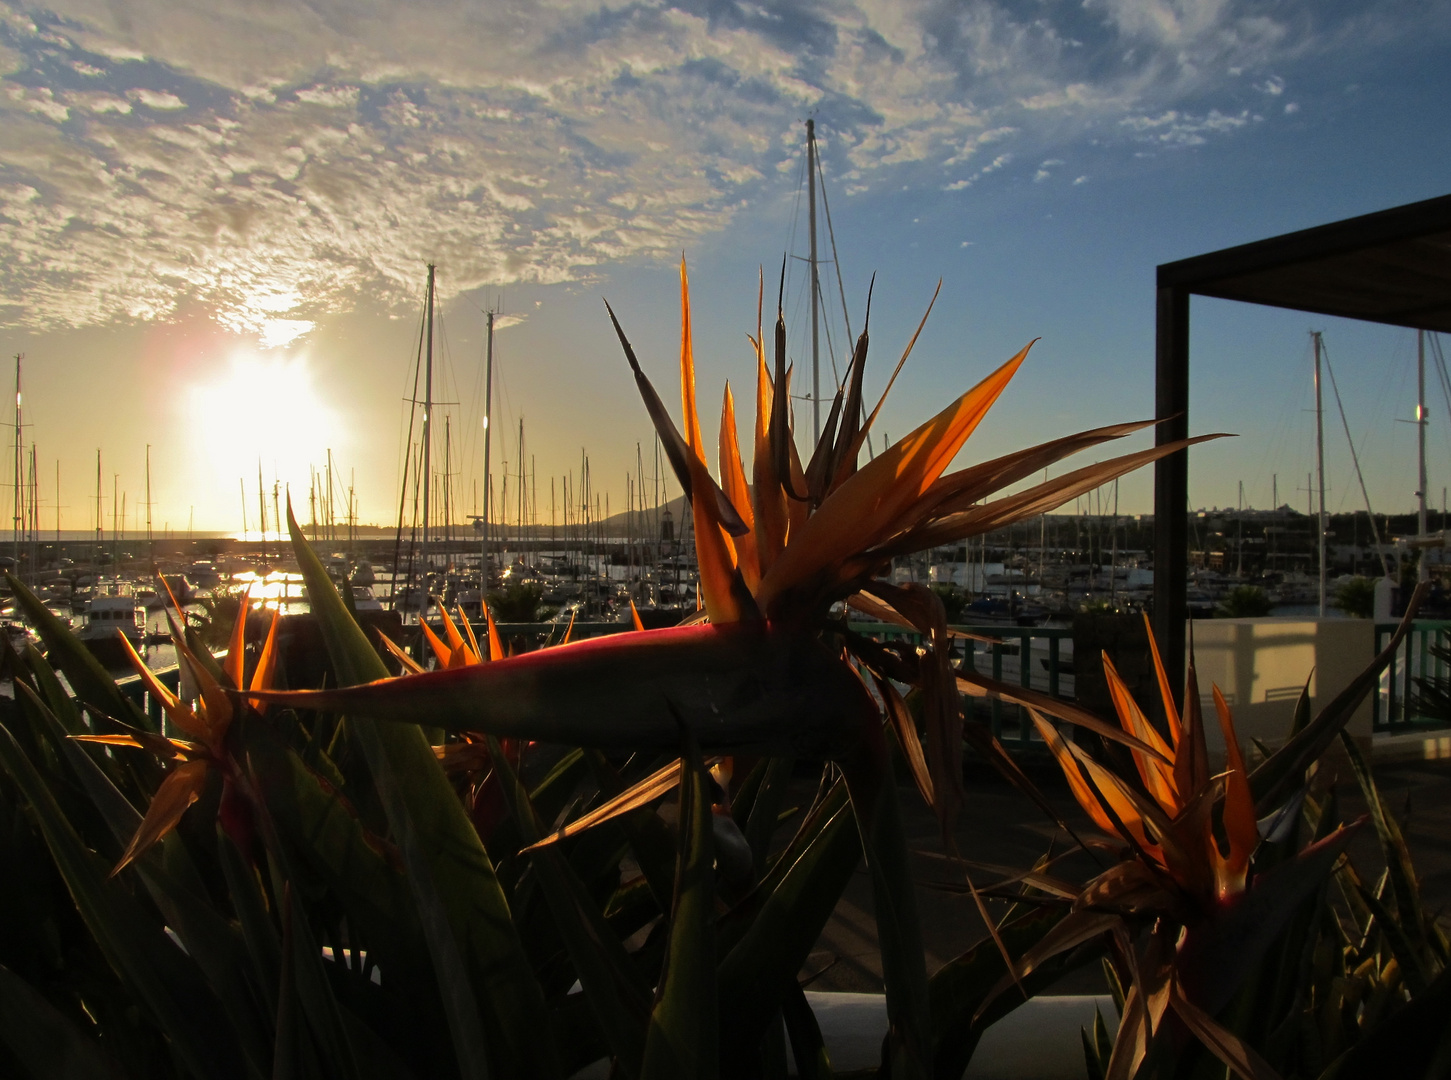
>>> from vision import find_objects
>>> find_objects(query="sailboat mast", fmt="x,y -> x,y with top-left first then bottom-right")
1313,330 -> 1327,616
443,414 -> 452,552
258,461 -> 267,557
145,444 -> 153,569
422,263 -> 436,580
95,452 -> 102,571
482,310 -> 494,581
12,353 -> 21,580
1418,329 -> 1429,580
807,119 -> 821,443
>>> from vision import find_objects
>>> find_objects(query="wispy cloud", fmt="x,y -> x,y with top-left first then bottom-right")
0,0 -> 1428,334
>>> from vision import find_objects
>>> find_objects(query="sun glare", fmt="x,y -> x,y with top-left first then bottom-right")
187,351 -> 341,516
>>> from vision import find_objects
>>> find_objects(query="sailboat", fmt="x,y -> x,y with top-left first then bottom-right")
389,264 -> 439,617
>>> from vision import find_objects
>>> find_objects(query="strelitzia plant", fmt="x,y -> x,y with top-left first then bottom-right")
69,592 -> 281,875
1012,602 -> 1425,1080
255,260 -> 1214,773
252,260 -> 1217,1076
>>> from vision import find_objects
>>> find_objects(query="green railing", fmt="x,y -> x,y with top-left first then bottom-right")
1373,620 -> 1451,734
847,622 -> 1077,752
117,663 -> 182,727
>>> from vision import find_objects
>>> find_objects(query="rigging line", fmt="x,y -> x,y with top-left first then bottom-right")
784,148 -> 808,286
814,141 -> 853,344
393,280 -> 430,593
816,271 -> 841,386
459,304 -> 495,504
1430,332 -> 1451,456
1321,339 -> 1391,578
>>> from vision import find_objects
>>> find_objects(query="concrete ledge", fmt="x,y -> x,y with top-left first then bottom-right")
1372,729 -> 1451,763
800,992 -> 1117,1078
568,993 -> 1118,1078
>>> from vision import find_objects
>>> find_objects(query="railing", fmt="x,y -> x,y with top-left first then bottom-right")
1373,620 -> 1451,734
110,617 -> 1451,745
848,622 -> 1077,752
117,663 -> 182,726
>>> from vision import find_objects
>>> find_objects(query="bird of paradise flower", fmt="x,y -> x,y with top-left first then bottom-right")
72,590 -> 280,874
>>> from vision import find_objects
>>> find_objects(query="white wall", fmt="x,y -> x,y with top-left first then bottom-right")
1188,617 -> 1374,763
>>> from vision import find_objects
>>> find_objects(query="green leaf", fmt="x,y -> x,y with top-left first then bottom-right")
841,727 -> 931,1080
585,750 -> 677,912
0,721 -> 251,1080
287,503 -> 556,1080
1317,961 -> 1451,1079
743,756 -> 794,874
17,679 -> 273,1074
5,573 -> 148,730
489,736 -> 652,1078
21,644 -> 87,735
928,906 -> 1091,1080
1338,731 -> 1431,973
1251,586 -> 1425,815
216,825 -> 281,1017
717,783 -> 859,1064
0,963 -> 117,1079
640,730 -> 717,1080
1177,823 -> 1361,1017
781,980 -> 833,1080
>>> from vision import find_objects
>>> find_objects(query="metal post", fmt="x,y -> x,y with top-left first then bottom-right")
1152,283 -> 1189,709
421,263 -> 435,582
807,119 -> 821,443
1418,330 -> 1429,580
1314,331 -> 1327,615
482,309 -> 494,583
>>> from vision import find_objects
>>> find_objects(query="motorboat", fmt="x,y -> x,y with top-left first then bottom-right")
77,593 -> 143,667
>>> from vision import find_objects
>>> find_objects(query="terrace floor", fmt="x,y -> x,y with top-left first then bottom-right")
798,754 -> 1451,996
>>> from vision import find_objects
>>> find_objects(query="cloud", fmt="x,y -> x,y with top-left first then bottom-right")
0,0 -> 1424,333
1034,156 -> 1064,181
1119,106 -> 1254,145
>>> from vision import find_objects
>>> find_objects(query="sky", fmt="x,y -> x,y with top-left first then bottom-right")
1,0 -> 1449,536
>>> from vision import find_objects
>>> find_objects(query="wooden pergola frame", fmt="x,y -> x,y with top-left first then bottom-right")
1152,193 -> 1451,702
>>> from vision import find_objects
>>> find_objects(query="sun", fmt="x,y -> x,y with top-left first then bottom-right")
187,350 -> 342,517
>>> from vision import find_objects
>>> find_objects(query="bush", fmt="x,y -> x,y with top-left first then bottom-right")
486,581 -> 546,621
1216,584 -> 1273,617
1336,575 -> 1378,618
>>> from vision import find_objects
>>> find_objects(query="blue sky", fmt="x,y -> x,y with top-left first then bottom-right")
0,0 -> 1448,532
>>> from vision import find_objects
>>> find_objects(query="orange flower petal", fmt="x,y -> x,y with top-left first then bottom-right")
719,382 -> 760,590
419,618 -> 453,669
457,607 -> 484,664
249,608 -> 282,692
111,759 -> 210,877
756,341 -> 1032,614
436,601 -> 467,659
1028,710 -> 1119,838
118,631 -> 208,742
483,601 -> 504,661
1143,610 -> 1183,749
379,631 -> 426,674
224,586 -> 252,688
1101,653 -> 1179,814
1211,685 -> 1257,898
751,332 -> 788,574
